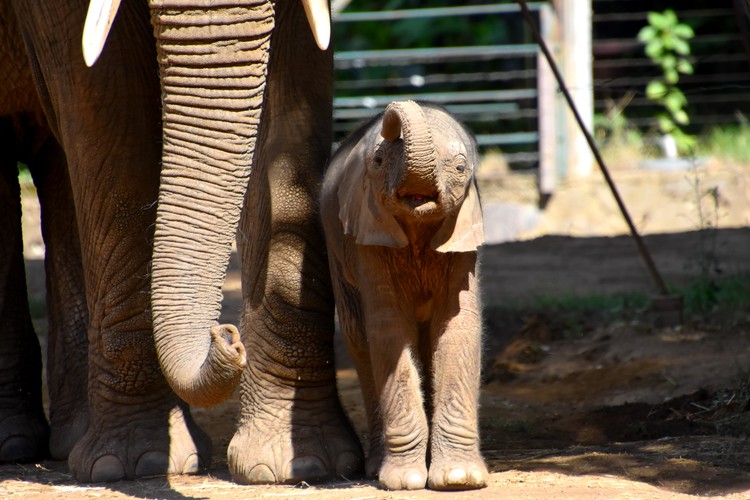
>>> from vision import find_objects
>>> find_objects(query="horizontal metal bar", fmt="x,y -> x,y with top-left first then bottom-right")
334,102 -> 521,121
592,8 -> 733,23
334,69 -> 539,91
335,45 -> 539,67
493,151 -> 540,163
476,132 -> 539,146
333,4 -> 546,23
334,89 -> 537,109
594,53 -> 747,69
593,72 -> 750,89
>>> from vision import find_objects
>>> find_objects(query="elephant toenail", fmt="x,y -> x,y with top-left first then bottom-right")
90,455 -> 125,482
286,456 -> 327,481
181,453 -> 201,474
405,470 -> 427,490
470,468 -> 486,484
448,468 -> 467,484
243,464 -> 277,484
135,451 -> 171,477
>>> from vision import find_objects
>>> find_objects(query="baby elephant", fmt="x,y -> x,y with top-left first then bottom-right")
320,100 -> 487,490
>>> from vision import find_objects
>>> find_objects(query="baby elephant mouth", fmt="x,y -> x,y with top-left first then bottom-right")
398,191 -> 440,213
404,193 -> 434,206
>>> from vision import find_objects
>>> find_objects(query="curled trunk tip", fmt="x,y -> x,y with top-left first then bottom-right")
158,323 -> 247,407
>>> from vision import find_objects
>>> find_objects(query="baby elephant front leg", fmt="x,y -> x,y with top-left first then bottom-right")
370,334 -> 429,490
428,280 -> 488,490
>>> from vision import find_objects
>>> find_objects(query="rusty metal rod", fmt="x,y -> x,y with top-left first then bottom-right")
516,0 -> 670,296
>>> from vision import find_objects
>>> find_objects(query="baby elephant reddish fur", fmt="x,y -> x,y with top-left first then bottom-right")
320,100 -> 487,490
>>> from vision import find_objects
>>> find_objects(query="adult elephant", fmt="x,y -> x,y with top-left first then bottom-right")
0,0 -> 362,485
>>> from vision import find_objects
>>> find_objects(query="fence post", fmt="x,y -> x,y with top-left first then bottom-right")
554,0 -> 594,178
537,3 -> 560,195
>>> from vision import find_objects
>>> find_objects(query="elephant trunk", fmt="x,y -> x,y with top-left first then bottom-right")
148,1 -> 273,406
381,100 -> 438,198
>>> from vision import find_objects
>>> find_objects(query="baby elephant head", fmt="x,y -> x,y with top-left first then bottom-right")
338,100 -> 484,252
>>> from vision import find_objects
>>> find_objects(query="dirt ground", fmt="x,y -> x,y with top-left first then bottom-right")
4,159 -> 750,498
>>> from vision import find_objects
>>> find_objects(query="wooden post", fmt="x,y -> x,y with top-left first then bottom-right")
537,3 -> 560,195
554,0 -> 594,178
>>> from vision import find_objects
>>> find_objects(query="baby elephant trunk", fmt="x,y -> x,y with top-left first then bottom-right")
381,101 -> 439,200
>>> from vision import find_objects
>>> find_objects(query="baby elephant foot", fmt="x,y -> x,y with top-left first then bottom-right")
0,410 -> 49,463
378,456 -> 428,491
228,409 -> 363,484
68,402 -> 210,482
428,453 -> 488,490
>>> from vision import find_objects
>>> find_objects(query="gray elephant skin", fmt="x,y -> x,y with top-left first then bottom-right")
320,100 -> 488,490
0,0 -> 362,485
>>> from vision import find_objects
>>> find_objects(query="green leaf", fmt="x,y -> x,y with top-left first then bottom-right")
665,68 -> 679,84
665,89 -> 687,110
645,40 -> 664,58
663,10 -> 678,27
671,88 -> 687,104
673,109 -> 690,125
658,114 -> 675,133
648,11 -> 669,30
663,35 -> 675,50
664,92 -> 685,116
674,24 -> 695,40
638,26 -> 657,43
677,59 -> 694,74
646,81 -> 667,99
673,38 -> 691,55
661,54 -> 677,70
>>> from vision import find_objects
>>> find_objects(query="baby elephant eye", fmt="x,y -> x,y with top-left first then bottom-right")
374,155 -> 384,166
456,163 -> 466,173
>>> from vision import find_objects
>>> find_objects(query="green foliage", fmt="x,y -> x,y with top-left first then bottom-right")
638,10 -> 696,155
696,115 -> 750,164
677,274 -> 750,314
594,95 -> 654,166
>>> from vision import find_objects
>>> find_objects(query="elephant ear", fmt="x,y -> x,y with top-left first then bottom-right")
337,141 -> 408,248
431,180 -> 485,253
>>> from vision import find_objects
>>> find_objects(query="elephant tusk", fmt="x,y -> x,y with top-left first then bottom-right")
301,0 -> 331,51
82,0 -> 122,67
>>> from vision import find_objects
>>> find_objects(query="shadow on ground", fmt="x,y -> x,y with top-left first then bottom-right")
4,228 -> 750,498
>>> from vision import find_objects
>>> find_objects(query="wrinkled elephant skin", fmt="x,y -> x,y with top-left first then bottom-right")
0,0 -> 362,485
0,0 -> 209,481
321,101 -> 489,491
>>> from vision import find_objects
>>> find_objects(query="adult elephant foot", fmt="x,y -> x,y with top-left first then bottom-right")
67,396 -> 210,482
227,394 -> 363,484
427,452 -> 488,491
0,407 -> 49,462
0,324 -> 49,462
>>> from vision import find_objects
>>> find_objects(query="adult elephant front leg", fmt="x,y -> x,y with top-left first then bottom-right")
227,1 -> 363,484
13,0 -> 209,481
149,0 -> 362,484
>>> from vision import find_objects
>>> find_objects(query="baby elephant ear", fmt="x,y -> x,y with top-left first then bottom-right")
337,144 -> 408,248
431,180 -> 485,253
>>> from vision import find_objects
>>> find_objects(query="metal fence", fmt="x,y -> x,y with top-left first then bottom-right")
332,2 -> 561,180
332,1 -> 750,190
